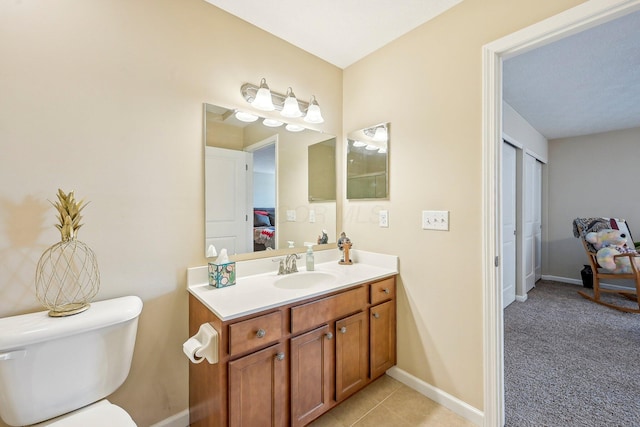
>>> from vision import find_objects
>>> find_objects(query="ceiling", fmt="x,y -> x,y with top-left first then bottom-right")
503,10 -> 640,140
204,0 -> 462,69
205,1 -> 640,140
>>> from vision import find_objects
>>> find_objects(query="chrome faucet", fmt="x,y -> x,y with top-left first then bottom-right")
274,254 -> 302,275
285,254 -> 300,274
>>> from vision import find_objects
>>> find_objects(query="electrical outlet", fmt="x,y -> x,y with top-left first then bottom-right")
309,209 -> 316,223
286,210 -> 296,222
422,210 -> 449,230
379,210 -> 389,228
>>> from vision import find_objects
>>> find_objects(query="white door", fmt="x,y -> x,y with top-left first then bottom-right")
502,142 -> 517,308
524,153 -> 542,292
205,146 -> 253,255
533,158 -> 542,282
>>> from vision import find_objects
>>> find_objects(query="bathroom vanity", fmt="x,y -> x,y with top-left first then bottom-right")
187,250 -> 397,427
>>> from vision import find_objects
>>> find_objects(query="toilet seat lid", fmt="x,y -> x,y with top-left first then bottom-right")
36,400 -> 136,427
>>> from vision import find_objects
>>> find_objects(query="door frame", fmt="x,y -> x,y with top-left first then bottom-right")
482,1 -> 640,425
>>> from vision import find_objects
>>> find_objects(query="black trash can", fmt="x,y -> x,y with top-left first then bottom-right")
580,265 -> 593,288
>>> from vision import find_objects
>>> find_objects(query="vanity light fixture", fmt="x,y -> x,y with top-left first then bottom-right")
281,87 -> 303,118
251,78 -> 275,111
240,79 -> 324,124
352,140 -> 367,148
304,96 -> 324,124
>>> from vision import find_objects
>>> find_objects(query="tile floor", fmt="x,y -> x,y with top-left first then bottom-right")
309,375 -> 476,426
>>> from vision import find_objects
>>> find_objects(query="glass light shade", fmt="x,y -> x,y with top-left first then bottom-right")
365,144 -> 379,151
304,96 -> 324,123
352,140 -> 367,147
373,126 -> 388,142
378,147 -> 387,154
281,88 -> 302,118
235,111 -> 259,122
263,118 -> 283,127
251,78 -> 275,111
285,123 -> 305,132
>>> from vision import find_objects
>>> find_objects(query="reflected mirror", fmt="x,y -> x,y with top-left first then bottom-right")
204,103 -> 337,256
346,123 -> 389,199
308,139 -> 336,202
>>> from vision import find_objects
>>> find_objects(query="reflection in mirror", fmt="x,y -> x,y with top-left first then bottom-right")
347,123 -> 389,199
308,139 -> 336,202
204,103 -> 337,257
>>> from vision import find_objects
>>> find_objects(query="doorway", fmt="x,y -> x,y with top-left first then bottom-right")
482,1 -> 640,425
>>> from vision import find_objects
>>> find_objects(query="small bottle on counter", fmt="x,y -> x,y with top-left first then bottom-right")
305,243 -> 315,271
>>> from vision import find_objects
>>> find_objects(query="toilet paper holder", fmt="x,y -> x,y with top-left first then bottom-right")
183,323 -> 219,364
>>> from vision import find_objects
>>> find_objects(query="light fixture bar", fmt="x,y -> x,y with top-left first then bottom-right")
241,82 -> 309,113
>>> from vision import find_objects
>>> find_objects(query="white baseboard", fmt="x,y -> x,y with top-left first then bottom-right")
515,294 -> 528,302
541,274 -> 635,292
149,409 -> 189,427
386,366 -> 483,426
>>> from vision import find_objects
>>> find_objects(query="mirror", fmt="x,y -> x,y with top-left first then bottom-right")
308,139 -> 336,202
204,103 -> 337,256
346,123 -> 389,199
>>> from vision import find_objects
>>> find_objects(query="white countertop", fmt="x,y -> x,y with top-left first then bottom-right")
187,249 -> 398,321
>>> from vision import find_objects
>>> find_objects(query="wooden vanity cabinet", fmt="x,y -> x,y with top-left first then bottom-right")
189,275 -> 396,427
228,342 -> 288,427
290,325 -> 334,427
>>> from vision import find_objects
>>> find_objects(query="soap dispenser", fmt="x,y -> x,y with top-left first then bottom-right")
305,243 -> 315,271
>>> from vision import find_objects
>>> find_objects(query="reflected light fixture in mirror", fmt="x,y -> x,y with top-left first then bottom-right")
241,78 -> 324,124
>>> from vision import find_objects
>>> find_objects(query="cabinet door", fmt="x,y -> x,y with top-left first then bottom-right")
335,311 -> 368,401
370,300 -> 396,379
228,342 -> 288,427
290,324 -> 334,427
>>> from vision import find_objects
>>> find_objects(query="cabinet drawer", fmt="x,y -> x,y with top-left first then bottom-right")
370,277 -> 395,305
229,311 -> 283,356
291,286 -> 367,334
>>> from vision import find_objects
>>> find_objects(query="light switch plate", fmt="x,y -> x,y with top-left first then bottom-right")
286,210 -> 296,222
379,210 -> 389,228
422,210 -> 449,230
309,209 -> 316,223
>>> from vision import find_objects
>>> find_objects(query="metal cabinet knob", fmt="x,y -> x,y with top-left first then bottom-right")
275,352 -> 285,361
340,326 -> 347,334
383,288 -> 390,294
326,332 -> 333,340
256,329 -> 266,338
373,312 -> 380,319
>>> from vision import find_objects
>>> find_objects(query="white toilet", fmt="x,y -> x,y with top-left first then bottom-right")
0,296 -> 143,426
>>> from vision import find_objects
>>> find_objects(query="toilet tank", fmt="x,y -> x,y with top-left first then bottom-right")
0,296 -> 143,426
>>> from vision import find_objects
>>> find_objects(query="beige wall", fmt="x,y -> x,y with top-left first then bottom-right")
0,0 -> 590,425
546,126 -> 640,281
0,1 -> 341,426
343,0 -> 583,411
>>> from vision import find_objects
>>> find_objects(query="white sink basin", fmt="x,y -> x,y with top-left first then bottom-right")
273,271 -> 336,290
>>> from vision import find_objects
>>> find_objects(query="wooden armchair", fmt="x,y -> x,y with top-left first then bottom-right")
573,217 -> 640,313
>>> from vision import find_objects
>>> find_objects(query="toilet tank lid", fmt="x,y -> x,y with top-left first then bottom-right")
0,296 -> 143,351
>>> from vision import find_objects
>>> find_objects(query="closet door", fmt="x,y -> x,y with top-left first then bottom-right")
524,153 -> 542,292
502,142 -> 517,308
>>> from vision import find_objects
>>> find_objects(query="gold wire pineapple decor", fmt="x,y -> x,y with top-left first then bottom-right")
35,189 -> 100,317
